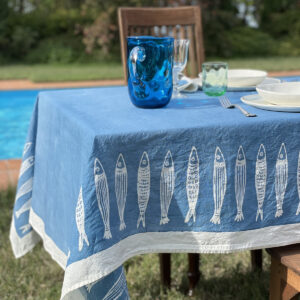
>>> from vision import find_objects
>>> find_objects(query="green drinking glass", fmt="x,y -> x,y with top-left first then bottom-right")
202,62 -> 228,97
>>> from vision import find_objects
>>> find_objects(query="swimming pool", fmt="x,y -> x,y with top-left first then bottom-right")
0,86 -> 111,159
0,90 -> 41,159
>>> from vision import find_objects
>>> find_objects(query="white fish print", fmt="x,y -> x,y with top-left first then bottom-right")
297,152 -> 300,215
185,147 -> 199,223
94,158 -> 112,239
15,198 -> 31,219
15,177 -> 33,202
275,143 -> 288,218
211,147 -> 227,225
19,156 -> 34,179
137,151 -> 150,228
115,154 -> 128,231
160,150 -> 175,225
103,270 -> 127,300
234,146 -> 246,222
255,144 -> 267,221
22,142 -> 32,157
76,187 -> 89,251
20,224 -> 31,234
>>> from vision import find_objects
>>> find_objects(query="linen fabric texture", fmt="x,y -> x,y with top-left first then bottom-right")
10,76 -> 300,299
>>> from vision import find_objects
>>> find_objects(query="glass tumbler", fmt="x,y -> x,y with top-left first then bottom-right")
202,62 -> 228,97
127,36 -> 174,108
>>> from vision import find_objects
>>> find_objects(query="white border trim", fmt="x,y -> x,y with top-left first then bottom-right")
62,222 -> 300,299
9,217 -> 41,258
26,208 -> 300,300
29,208 -> 67,269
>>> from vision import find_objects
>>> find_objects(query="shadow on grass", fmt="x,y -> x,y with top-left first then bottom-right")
125,252 -> 269,300
0,187 -> 16,233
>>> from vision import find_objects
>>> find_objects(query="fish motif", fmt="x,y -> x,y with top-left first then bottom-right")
86,279 -> 101,293
185,147 -> 199,223
297,152 -> 300,215
20,224 -> 31,234
234,146 -> 246,222
115,154 -> 128,231
255,144 -> 267,221
76,187 -> 89,251
15,198 -> 31,219
19,156 -> 34,179
15,177 -> 33,202
211,147 -> 227,225
160,150 -> 175,225
22,142 -> 32,157
275,143 -> 288,218
137,151 -> 150,228
94,158 -> 112,239
103,270 -> 127,300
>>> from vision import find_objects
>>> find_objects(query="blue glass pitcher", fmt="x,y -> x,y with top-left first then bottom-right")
127,36 -> 174,108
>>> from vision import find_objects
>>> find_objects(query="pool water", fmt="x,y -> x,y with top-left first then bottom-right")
0,90 -> 42,159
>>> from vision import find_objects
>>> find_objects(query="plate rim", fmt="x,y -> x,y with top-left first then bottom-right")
241,94 -> 300,112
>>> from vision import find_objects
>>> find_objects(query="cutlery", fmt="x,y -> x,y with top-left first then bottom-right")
219,96 -> 257,117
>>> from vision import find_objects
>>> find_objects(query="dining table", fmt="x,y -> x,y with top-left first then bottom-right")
10,75 -> 300,299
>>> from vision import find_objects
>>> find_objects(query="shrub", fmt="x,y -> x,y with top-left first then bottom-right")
261,9 -> 300,38
25,36 -> 84,64
10,26 -> 38,58
224,27 -> 276,57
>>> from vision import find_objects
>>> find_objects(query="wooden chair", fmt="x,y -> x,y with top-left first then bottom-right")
118,6 -> 205,82
118,6 -> 205,294
268,244 -> 300,300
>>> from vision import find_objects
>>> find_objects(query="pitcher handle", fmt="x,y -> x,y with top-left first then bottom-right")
128,46 -> 146,82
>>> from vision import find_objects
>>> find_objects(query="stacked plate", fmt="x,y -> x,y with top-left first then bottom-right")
241,82 -> 300,112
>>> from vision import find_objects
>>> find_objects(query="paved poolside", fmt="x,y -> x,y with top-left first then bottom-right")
0,159 -> 21,190
0,72 -> 299,190
0,79 -> 125,90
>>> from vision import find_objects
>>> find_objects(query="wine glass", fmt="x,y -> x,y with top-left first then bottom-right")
172,39 -> 189,98
202,62 -> 228,97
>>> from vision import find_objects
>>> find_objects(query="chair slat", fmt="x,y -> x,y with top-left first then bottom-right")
124,7 -> 199,26
129,26 -> 135,36
187,25 -> 197,77
146,27 -> 151,36
135,27 -> 142,35
179,25 -> 185,39
151,26 -> 156,36
172,26 -> 177,39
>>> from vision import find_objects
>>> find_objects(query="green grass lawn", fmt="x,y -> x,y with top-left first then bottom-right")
0,63 -> 124,82
0,56 -> 299,83
1,189 -> 270,299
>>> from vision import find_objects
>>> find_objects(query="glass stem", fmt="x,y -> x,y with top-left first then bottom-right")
173,69 -> 179,95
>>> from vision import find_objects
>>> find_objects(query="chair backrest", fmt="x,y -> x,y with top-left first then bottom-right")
118,6 -> 205,82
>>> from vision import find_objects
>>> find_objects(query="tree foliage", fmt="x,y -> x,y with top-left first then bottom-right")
0,0 -> 299,63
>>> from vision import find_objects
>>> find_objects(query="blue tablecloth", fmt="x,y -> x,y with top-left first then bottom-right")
10,76 -> 300,299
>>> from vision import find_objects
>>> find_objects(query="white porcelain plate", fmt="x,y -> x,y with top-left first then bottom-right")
256,82 -> 300,106
241,94 -> 300,112
227,69 -> 267,87
197,77 -> 280,92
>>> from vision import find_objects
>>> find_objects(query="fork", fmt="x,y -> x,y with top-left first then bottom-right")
219,95 -> 257,117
